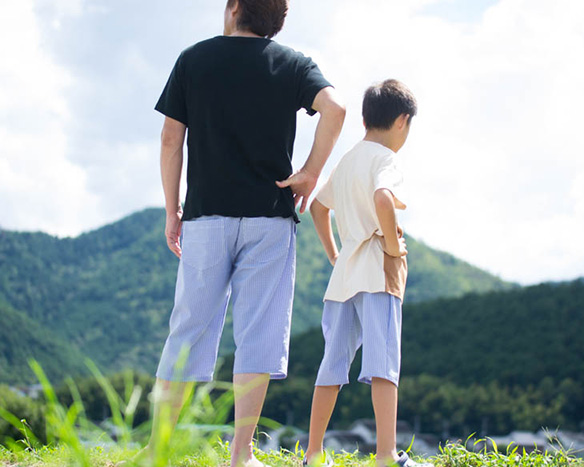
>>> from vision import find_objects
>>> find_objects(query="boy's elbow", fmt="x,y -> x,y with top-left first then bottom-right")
374,189 -> 394,209
309,199 -> 320,216
310,198 -> 328,217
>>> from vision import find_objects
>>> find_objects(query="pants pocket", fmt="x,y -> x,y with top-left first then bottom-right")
181,218 -> 226,270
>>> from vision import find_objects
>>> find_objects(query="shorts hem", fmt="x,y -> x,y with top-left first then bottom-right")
357,374 -> 400,387
155,372 -> 213,383
233,369 -> 288,380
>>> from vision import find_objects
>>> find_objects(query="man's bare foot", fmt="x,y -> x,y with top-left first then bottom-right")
303,451 -> 333,466
236,454 -> 270,467
115,444 -> 154,466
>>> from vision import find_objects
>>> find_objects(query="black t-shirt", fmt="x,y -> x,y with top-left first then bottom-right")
155,36 -> 332,222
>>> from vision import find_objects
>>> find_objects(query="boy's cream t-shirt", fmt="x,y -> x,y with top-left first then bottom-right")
316,140 -> 408,303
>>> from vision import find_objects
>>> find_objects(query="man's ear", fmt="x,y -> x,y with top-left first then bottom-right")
230,0 -> 240,16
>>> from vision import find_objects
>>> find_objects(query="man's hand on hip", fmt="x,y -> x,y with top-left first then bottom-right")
165,210 -> 183,258
276,168 -> 318,214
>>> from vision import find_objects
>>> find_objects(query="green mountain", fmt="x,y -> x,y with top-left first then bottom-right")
0,301 -> 87,383
0,208 -> 511,384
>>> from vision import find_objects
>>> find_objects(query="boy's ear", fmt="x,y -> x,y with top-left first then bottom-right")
398,113 -> 410,129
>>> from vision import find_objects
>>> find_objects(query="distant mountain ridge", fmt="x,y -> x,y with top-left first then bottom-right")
0,208 -> 512,384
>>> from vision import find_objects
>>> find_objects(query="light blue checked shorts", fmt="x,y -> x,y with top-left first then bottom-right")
315,292 -> 402,387
156,216 -> 296,382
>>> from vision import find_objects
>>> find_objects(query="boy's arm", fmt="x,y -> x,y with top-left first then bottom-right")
374,188 -> 407,257
310,199 -> 340,266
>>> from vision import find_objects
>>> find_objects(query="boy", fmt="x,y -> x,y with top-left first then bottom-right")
303,79 -> 432,467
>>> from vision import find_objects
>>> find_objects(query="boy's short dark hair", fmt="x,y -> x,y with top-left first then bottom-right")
362,79 -> 418,130
227,0 -> 289,39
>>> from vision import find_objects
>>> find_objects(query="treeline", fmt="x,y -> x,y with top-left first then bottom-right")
2,371 -> 582,447
260,373 -> 584,436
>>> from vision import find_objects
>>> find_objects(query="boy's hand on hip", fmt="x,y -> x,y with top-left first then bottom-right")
396,237 -> 408,256
384,236 -> 408,257
165,210 -> 183,259
276,168 -> 318,214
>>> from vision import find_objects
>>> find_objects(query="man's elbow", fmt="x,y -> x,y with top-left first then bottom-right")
160,128 -> 182,148
324,100 -> 346,124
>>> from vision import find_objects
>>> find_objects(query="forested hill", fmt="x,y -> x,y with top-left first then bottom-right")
283,279 -> 584,388
0,208 -> 511,384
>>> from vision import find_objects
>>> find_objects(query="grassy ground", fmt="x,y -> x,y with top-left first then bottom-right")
1,440 -> 583,467
2,362 -> 583,466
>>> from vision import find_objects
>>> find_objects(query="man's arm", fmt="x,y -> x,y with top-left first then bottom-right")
160,116 -> 187,258
374,189 -> 407,257
276,87 -> 346,213
310,199 -> 339,266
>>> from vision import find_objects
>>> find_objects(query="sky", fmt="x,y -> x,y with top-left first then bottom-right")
1,0 -> 583,285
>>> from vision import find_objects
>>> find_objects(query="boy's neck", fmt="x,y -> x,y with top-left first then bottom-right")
363,129 -> 399,152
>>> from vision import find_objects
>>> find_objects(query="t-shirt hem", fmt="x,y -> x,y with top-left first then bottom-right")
182,212 -> 299,223
323,290 -> 404,304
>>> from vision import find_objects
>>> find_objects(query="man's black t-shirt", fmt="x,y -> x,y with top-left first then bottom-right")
155,36 -> 332,222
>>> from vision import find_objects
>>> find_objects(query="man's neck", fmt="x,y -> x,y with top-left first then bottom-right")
226,29 -> 264,38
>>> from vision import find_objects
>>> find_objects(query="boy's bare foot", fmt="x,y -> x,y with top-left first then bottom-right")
378,451 -> 433,467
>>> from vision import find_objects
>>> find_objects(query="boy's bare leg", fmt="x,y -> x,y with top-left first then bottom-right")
371,377 -> 400,466
305,385 -> 340,462
230,373 -> 271,467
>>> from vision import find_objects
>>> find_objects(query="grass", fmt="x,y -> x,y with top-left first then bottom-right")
1,440 -> 583,466
1,361 -> 583,466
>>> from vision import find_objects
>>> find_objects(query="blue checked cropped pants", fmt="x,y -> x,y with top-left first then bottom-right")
156,216 -> 296,382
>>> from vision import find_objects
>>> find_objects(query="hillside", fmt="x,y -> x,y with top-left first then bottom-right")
0,208 -> 512,384
0,301 -> 88,384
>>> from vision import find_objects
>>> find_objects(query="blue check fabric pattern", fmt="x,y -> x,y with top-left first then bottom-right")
315,292 -> 402,387
156,216 -> 296,382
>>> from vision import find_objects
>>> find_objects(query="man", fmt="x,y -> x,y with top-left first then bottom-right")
148,1 -> 345,466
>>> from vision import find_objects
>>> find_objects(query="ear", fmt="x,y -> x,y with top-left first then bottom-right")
230,0 -> 239,16
398,113 -> 410,129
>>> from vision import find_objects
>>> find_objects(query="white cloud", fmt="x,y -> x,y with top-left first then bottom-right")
302,0 -> 584,284
0,0 -> 102,236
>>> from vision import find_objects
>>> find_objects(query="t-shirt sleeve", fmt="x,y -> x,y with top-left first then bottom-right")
297,56 -> 332,116
373,158 -> 406,205
315,170 -> 336,209
155,53 -> 188,125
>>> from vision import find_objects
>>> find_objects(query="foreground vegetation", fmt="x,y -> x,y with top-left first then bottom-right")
1,439 -> 583,466
1,362 -> 583,467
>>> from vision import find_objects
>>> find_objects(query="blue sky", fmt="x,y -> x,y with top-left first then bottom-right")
1,0 -> 583,285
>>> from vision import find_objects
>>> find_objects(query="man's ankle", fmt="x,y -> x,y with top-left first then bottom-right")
231,443 -> 254,465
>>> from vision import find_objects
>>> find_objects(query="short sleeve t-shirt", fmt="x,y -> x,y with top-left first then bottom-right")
316,140 -> 408,302
155,36 -> 332,222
